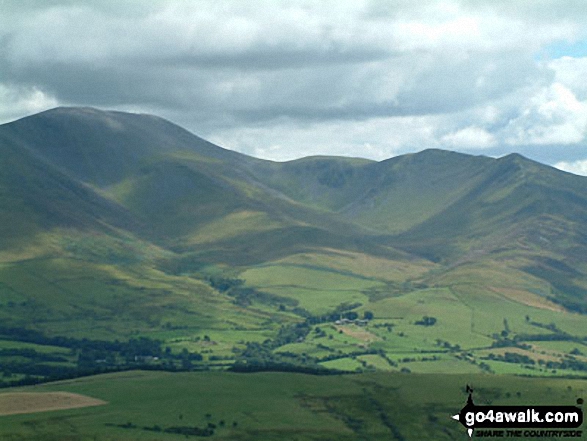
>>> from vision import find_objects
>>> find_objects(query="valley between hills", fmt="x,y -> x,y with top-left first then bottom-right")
0,107 -> 586,440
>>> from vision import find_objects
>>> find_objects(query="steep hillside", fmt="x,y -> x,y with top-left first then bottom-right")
0,107 -> 247,187
396,153 -> 587,254
0,108 -> 386,260
0,140 -> 138,250
3,107 -> 587,278
2,107 -> 587,380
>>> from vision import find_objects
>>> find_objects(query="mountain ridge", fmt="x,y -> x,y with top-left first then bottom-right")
1,106 -> 587,330
2,107 -> 587,382
2,107 -> 587,257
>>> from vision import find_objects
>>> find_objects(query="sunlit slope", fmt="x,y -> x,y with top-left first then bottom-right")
0,108 -> 407,263
249,148 -> 587,315
251,149 -> 587,248
107,152 -> 390,260
2,106 -> 587,358
250,150 -> 496,234
0,107 -> 269,244
387,154 -> 587,312
7,108 -> 586,269
394,153 -> 587,259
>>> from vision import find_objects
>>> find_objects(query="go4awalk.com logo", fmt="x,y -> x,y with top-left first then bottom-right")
452,385 -> 583,438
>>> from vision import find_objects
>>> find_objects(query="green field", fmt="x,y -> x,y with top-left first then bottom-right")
0,370 -> 585,441
3,248 -> 587,381
231,253 -> 587,377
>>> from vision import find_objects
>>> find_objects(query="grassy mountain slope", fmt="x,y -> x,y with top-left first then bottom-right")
251,149 -> 587,317
395,153 -> 587,255
0,108 -> 406,261
388,153 -> 587,312
0,107 -> 247,187
0,141 -> 138,250
249,150 -> 497,234
1,107 -> 587,379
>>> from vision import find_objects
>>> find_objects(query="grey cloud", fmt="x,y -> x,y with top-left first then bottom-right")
1,0 -> 587,165
147,47 -> 391,71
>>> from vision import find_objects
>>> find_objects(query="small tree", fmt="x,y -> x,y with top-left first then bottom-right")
415,316 -> 437,326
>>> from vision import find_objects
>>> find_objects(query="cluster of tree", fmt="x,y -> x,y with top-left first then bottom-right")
1,299 -> 373,383
163,425 -> 215,437
240,302 -> 365,360
515,333 -> 575,342
538,358 -> 587,372
305,302 -> 363,325
232,302 -> 375,373
527,319 -> 563,332
484,352 -> 536,365
234,340 -> 323,373
482,352 -> 587,372
107,422 -> 216,437
207,276 -> 298,309
0,327 -> 207,387
315,349 -> 379,364
0,326 -> 162,356
478,362 -> 493,373
400,355 -> 440,363
414,316 -> 437,326
231,358 -> 342,375
435,339 -> 461,351
0,348 -> 68,362
490,337 -> 531,349
1,359 -> 76,379
207,276 -> 244,292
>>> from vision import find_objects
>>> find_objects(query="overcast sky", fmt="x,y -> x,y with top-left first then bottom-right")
1,1 -> 587,173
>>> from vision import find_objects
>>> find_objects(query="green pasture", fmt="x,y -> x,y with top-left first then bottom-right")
272,249 -> 434,282
1,240 -> 586,379
399,357 -> 482,374
0,257 -> 278,340
531,341 -> 587,354
357,354 -> 395,371
320,357 -> 364,371
241,263 -> 383,291
231,255 -> 587,376
0,370 -> 585,441
0,340 -> 71,354
240,263 -> 381,314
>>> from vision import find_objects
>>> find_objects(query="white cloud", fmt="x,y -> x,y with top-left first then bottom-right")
503,83 -> 587,145
441,126 -> 496,149
208,115 -> 442,162
549,56 -> 587,99
0,84 -> 58,123
554,159 -> 587,176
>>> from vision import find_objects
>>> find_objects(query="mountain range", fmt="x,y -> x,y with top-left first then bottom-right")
1,107 -> 586,369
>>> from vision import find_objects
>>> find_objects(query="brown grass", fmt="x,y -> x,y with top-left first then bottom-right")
0,392 -> 107,416
335,325 -> 380,343
489,287 -> 564,312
